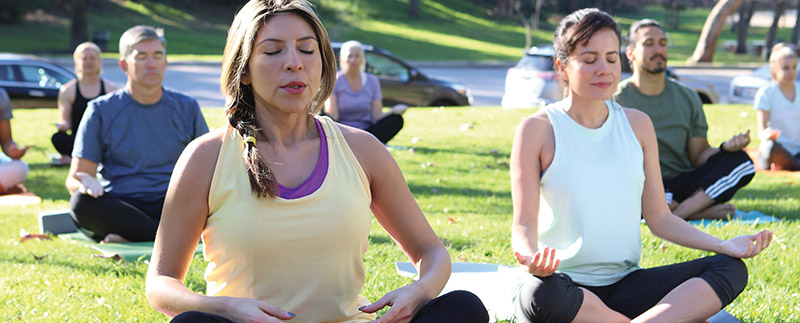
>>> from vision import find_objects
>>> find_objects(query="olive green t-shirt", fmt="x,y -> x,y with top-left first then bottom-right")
614,77 -> 708,179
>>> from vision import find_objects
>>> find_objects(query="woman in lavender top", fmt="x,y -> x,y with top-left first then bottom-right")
325,40 -> 407,144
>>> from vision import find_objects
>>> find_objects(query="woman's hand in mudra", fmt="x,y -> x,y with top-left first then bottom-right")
515,247 -> 559,277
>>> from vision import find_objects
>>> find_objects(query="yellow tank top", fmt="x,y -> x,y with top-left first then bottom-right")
203,116 -> 375,322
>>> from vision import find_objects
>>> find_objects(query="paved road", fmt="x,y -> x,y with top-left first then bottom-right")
78,60 -> 746,108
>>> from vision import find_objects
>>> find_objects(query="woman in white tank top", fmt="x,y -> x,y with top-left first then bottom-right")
510,8 -> 773,323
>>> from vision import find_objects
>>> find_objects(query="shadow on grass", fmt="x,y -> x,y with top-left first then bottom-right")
401,146 -> 510,159
368,234 -> 393,245
408,183 -> 510,200
441,236 -> 475,252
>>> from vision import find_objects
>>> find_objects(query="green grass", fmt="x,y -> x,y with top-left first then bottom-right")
1,105 -> 798,321
0,1 -> 784,65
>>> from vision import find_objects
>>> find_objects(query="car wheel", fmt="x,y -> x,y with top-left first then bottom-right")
430,99 -> 458,107
697,92 -> 712,104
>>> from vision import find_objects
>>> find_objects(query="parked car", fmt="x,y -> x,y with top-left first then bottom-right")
501,45 -> 719,108
331,42 -> 472,107
0,53 -> 75,109
728,64 -> 800,104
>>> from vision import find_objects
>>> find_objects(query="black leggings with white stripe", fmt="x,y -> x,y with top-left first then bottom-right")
663,150 -> 754,204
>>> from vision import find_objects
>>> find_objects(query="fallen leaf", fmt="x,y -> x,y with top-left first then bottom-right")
19,233 -> 51,243
92,254 -> 122,261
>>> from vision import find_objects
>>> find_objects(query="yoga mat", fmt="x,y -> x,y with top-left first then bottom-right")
689,209 -> 781,227
396,262 -> 741,323
397,261 -> 526,322
0,192 -> 41,206
60,232 -> 202,262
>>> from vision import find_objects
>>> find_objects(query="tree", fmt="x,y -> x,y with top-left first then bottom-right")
409,0 -> 420,18
0,0 -> 51,24
686,0 -> 744,65
791,0 -> 800,44
735,0 -> 756,54
493,0 -> 513,18
69,0 -> 89,51
763,0 -> 787,60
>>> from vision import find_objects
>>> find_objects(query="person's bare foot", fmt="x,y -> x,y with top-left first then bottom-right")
686,203 -> 736,220
101,233 -> 129,244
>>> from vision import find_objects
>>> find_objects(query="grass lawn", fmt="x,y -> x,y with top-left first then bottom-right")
1,105 -> 798,322
0,1 -> 784,65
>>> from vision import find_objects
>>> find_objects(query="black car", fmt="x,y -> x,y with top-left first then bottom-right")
331,42 -> 472,107
0,53 -> 75,109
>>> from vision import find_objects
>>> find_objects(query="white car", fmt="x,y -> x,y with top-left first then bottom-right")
502,46 -> 719,108
728,64 -> 800,104
501,46 -> 560,108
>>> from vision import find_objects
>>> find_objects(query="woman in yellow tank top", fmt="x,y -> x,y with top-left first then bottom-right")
145,1 -> 488,322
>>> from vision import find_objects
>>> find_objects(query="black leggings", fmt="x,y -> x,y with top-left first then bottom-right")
171,290 -> 489,323
515,255 -> 748,323
51,131 -> 75,156
69,191 -> 163,242
366,114 -> 404,144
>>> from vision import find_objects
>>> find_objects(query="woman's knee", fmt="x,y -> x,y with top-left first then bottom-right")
0,160 -> 28,189
515,273 -> 583,323
702,255 -> 748,306
170,311 -> 232,323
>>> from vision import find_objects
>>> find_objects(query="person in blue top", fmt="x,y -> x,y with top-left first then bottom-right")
66,25 -> 209,243
510,8 -> 773,323
754,43 -> 800,170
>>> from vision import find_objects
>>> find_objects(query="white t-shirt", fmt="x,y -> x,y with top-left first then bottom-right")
754,82 -> 800,155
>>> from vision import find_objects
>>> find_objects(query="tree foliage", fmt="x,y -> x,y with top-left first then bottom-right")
0,0 -> 54,24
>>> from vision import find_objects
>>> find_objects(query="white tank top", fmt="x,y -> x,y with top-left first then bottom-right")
539,100 -> 644,286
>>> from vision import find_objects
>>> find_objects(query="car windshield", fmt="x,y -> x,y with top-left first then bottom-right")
0,65 -> 12,81
366,52 -> 409,82
19,65 -> 71,88
516,54 -> 553,71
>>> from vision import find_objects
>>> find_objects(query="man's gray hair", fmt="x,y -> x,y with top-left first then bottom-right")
119,25 -> 166,58
627,19 -> 662,46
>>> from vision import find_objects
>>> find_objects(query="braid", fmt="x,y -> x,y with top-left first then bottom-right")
227,92 -> 277,198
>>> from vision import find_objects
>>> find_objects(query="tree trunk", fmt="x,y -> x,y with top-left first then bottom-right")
523,17 -> 532,50
532,0 -> 542,31
792,0 -> 800,44
69,0 -> 89,51
763,0 -> 788,60
686,0 -> 744,65
494,0 -> 512,18
736,0 -> 755,54
409,0 -> 420,19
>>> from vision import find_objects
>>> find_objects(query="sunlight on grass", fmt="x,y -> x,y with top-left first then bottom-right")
361,20 -> 523,59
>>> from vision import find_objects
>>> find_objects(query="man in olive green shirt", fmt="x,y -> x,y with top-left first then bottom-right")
614,19 -> 754,220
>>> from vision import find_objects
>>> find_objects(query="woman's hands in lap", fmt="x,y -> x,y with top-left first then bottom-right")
360,283 -> 429,323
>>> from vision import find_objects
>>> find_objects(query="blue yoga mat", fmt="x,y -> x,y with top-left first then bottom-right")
689,209 -> 780,227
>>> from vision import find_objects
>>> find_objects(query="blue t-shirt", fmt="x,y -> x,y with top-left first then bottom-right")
73,88 -> 209,201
